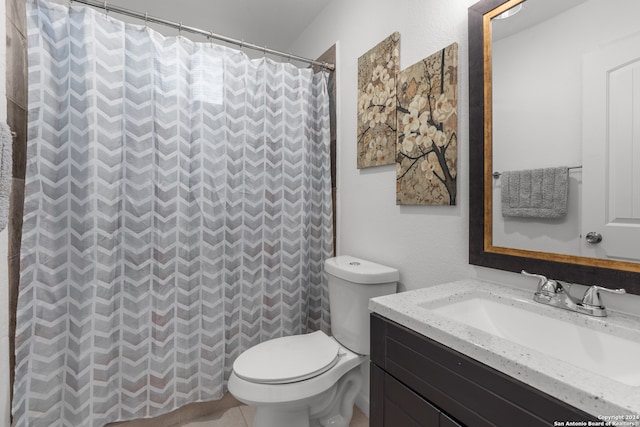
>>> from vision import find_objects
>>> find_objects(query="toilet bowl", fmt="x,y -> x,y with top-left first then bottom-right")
228,256 -> 399,427
228,332 -> 365,427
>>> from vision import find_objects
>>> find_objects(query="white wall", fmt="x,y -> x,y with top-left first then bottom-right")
290,0 -> 479,293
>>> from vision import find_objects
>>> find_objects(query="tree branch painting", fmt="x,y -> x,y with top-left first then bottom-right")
396,43 -> 458,205
357,32 -> 400,168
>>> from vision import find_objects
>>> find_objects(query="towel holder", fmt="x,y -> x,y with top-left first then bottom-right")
492,165 -> 582,179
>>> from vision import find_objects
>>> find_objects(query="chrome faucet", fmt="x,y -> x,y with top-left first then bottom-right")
521,271 -> 626,317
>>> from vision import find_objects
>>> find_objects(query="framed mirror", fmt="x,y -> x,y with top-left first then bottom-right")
468,0 -> 640,293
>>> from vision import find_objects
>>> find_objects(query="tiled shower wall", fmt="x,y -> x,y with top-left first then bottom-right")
4,2 -> 337,422
6,0 -> 27,410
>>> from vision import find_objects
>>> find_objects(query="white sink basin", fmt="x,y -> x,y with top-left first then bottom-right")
423,295 -> 640,386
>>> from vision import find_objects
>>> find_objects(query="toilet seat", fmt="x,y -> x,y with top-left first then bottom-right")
232,331 -> 341,384
228,338 -> 365,406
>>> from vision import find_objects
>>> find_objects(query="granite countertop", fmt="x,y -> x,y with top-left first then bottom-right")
368,279 -> 640,419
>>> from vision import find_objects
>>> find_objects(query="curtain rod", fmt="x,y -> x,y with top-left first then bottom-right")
69,0 -> 335,72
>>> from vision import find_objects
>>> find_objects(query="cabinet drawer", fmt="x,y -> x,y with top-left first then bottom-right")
371,314 -> 595,427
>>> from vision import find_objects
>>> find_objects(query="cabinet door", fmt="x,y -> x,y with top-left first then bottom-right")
371,363 -> 441,426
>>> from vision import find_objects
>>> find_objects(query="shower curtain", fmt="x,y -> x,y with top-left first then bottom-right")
13,1 -> 333,426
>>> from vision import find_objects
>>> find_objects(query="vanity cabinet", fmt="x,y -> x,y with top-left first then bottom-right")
370,313 -> 596,427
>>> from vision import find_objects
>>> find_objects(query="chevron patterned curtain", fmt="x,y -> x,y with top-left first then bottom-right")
13,1 -> 333,426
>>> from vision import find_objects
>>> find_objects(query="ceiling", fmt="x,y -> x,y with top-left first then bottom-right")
102,0 -> 333,54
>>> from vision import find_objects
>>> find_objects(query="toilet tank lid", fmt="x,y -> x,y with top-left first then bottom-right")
324,256 -> 399,284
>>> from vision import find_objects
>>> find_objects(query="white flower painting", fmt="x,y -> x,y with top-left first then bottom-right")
357,32 -> 400,168
396,43 -> 458,205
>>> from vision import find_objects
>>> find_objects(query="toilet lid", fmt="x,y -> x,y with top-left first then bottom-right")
232,331 -> 341,384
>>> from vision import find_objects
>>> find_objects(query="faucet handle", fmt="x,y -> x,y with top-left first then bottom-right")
581,285 -> 627,308
521,270 -> 558,295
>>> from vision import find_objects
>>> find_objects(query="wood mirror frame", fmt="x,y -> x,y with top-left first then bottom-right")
468,0 -> 640,294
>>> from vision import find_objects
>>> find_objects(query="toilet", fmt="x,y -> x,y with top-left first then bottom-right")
227,255 -> 399,427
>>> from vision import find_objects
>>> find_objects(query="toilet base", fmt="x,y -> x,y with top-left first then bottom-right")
228,337 -> 366,427
309,368 -> 362,427
242,367 -> 363,427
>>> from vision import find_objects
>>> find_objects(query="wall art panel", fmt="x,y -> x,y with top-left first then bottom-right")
357,32 -> 400,168
396,42 -> 458,205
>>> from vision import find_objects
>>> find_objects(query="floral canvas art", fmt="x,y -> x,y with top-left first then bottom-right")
357,32 -> 400,168
396,43 -> 458,205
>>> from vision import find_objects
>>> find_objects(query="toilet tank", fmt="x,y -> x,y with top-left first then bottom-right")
324,256 -> 399,355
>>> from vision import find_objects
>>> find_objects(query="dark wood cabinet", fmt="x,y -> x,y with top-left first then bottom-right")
370,313 -> 595,427
373,363 -> 461,427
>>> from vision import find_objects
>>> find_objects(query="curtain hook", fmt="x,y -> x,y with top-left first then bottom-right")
178,22 -> 183,36
287,52 -> 292,63
103,1 -> 108,14
209,31 -> 215,47
263,45 -> 267,57
144,12 -> 148,28
239,40 -> 244,52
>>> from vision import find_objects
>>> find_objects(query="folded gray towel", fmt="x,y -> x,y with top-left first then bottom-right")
0,122 -> 12,232
501,167 -> 568,218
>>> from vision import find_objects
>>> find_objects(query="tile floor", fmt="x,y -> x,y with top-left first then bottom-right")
182,404 -> 369,427
108,393 -> 368,427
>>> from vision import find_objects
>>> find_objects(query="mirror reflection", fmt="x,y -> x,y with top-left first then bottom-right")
490,0 -> 640,263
